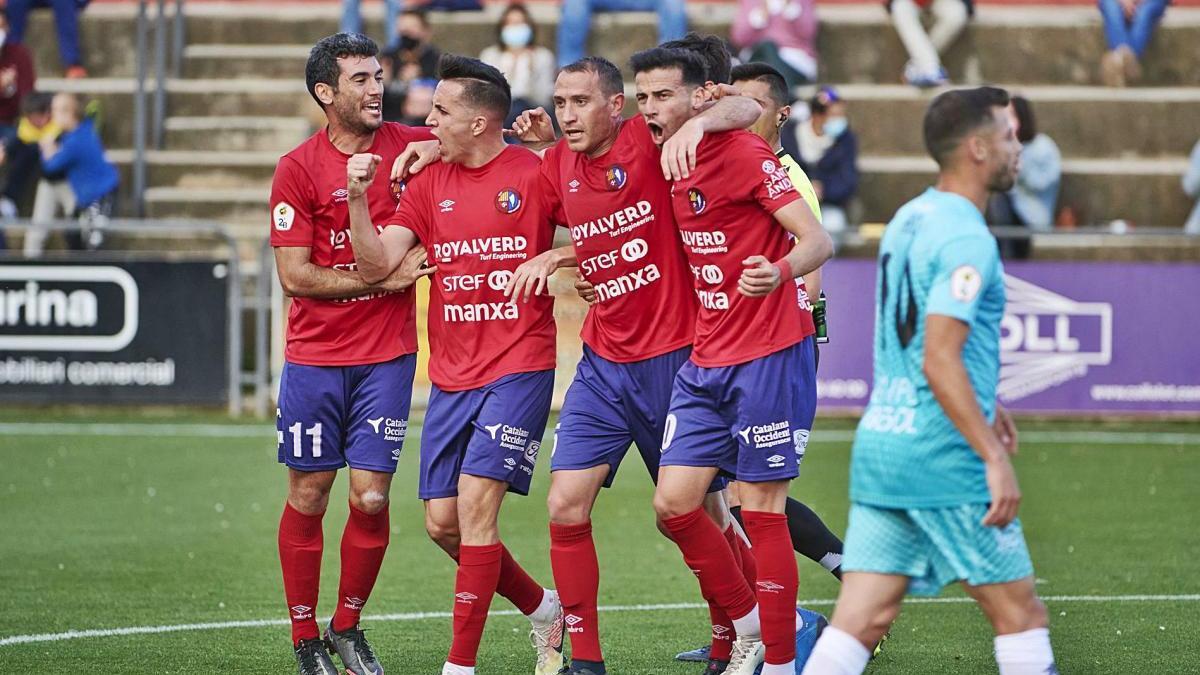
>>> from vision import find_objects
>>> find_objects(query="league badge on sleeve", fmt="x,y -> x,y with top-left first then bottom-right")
951,265 -> 982,302
687,188 -> 707,215
273,202 -> 295,231
605,165 -> 628,190
495,188 -> 523,214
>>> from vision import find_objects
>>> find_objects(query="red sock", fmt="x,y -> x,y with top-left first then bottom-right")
496,544 -> 545,616
727,524 -> 758,589
743,511 -> 797,665
550,521 -> 603,662
662,508 -> 757,622
278,503 -> 324,645
708,523 -> 754,662
331,503 -> 390,632
448,543 -> 503,667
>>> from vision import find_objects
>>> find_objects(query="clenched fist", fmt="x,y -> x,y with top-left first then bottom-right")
347,153 -> 382,199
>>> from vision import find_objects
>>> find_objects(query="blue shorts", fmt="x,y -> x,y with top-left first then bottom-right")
659,338 -> 816,483
553,345 -> 723,492
419,369 -> 554,500
842,502 -> 1035,596
276,355 -> 416,473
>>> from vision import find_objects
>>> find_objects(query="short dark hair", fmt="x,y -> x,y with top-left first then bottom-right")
22,91 -> 54,116
629,47 -> 707,88
923,86 -> 1011,167
659,32 -> 731,85
306,33 -> 379,107
730,62 -> 789,107
560,56 -> 624,98
1011,95 -> 1036,144
437,53 -> 513,121
495,3 -> 537,48
400,8 -> 430,28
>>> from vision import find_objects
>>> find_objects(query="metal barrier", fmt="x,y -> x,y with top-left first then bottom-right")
1,219 -> 244,415
132,0 -> 188,214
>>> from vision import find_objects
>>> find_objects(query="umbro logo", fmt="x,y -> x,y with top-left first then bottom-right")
568,179 -> 580,193
455,592 -> 478,603
504,457 -> 517,468
331,188 -> 349,203
290,604 -> 314,619
343,596 -> 365,610
712,625 -> 730,635
483,423 -> 502,440
565,614 -> 583,626
367,417 -> 384,433
767,454 -> 785,463
439,199 -> 456,212
757,581 -> 785,593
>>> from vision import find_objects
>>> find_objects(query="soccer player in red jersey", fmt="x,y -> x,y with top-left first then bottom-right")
502,55 -> 764,675
632,47 -> 833,675
269,33 -> 436,675
346,55 -> 564,675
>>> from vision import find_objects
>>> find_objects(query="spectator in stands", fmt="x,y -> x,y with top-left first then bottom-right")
781,85 -> 858,235
0,10 -> 35,141
730,0 -> 819,90
396,77 -> 435,125
886,0 -> 973,88
0,90 -> 53,222
25,92 -> 117,256
1184,139 -> 1200,233
480,3 -> 556,126
382,9 -> 440,85
557,0 -> 687,67
6,0 -> 88,78
341,0 -> 402,51
1098,0 -> 1169,87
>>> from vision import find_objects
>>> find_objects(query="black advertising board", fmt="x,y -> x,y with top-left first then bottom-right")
0,257 -> 230,404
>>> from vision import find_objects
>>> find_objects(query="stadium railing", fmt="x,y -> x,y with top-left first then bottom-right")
132,0 -> 187,217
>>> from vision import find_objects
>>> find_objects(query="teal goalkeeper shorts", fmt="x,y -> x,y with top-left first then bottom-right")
842,502 -> 1035,596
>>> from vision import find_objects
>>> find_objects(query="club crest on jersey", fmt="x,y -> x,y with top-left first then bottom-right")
605,165 -> 628,190
687,188 -> 707,215
495,188 -> 522,214
390,179 -> 406,201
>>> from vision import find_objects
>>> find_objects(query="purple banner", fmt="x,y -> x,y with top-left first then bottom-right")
817,259 -> 1200,415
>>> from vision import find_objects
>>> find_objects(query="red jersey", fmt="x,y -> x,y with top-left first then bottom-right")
385,145 -> 557,391
269,122 -> 435,366
541,116 -> 697,362
670,130 -> 816,368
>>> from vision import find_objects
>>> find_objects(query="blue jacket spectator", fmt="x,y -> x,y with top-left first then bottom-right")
781,86 -> 859,234
41,115 -> 115,207
7,0 -> 90,78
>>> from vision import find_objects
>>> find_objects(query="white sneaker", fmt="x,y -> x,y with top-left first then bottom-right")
529,590 -> 564,675
725,635 -> 766,675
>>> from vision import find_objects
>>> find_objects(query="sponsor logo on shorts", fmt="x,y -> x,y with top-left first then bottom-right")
485,423 -> 533,452
367,416 -> 407,443
504,457 -> 517,470
738,421 -> 792,452
766,454 -> 786,468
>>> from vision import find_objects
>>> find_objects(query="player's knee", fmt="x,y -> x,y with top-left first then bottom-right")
547,489 -> 590,525
288,483 -> 331,515
424,515 -> 460,551
350,489 -> 389,515
652,490 -> 692,520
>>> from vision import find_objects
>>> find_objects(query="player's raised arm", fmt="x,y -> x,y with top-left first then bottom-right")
346,152 -> 422,284
660,94 -> 762,181
739,199 -> 833,297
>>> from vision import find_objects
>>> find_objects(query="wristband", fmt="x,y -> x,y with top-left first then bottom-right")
772,259 -> 791,283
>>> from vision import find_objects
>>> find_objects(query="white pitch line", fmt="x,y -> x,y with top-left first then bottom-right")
1,594 -> 1196,648
1,424 -> 1198,446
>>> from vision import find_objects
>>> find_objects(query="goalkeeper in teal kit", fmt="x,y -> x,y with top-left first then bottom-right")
802,87 -> 1058,675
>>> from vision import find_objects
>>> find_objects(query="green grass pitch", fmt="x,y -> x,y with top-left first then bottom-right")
1,412 -> 1198,673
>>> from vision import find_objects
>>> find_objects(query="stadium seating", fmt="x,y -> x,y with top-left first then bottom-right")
22,1 -> 1200,256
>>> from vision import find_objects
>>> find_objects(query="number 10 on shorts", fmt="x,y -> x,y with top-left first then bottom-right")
279,422 -> 324,458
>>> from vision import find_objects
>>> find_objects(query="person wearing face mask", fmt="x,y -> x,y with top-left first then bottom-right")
381,9 -> 441,121
479,3 -> 556,129
782,85 -> 858,237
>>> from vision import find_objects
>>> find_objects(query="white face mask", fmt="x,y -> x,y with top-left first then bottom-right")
0,30 -> 7,47
500,23 -> 533,49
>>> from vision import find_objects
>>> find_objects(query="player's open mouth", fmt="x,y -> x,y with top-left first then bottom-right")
364,101 -> 382,115
563,128 -> 584,140
646,122 -> 664,143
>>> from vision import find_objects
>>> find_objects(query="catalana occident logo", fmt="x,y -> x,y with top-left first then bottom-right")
687,188 -> 707,215
495,188 -> 522,214
605,165 -> 627,190
998,274 -> 1112,402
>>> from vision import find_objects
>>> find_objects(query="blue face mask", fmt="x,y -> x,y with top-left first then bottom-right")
823,116 -> 848,138
501,23 -> 533,48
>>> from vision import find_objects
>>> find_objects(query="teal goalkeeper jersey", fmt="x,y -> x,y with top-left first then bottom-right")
851,188 -> 1006,508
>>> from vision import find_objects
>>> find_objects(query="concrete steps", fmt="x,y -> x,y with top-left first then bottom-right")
164,116 -> 314,153
25,4 -> 1200,85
